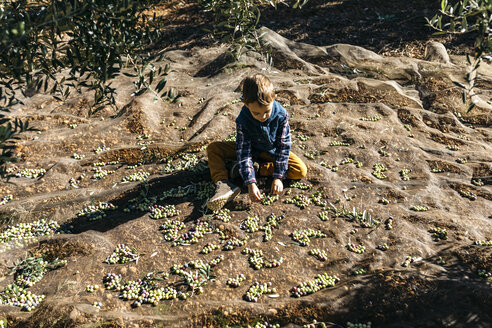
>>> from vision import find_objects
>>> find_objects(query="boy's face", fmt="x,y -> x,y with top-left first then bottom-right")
244,99 -> 274,123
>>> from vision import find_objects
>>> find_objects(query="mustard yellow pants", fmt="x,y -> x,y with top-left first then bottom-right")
207,141 -> 307,183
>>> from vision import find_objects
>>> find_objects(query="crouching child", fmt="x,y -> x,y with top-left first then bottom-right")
206,73 -> 307,211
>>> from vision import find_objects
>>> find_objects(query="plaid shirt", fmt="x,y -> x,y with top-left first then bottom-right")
236,107 -> 291,185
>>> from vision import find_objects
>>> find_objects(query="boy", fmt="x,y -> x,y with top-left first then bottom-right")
206,73 -> 307,211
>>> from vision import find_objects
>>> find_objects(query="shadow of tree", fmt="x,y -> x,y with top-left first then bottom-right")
154,0 -> 475,62
271,245 -> 492,328
259,0 -> 475,56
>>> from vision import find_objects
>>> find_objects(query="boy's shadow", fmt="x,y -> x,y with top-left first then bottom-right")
65,169 -> 214,234
65,158 -> 287,234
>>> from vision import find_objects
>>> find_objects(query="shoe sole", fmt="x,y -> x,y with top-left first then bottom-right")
206,187 -> 240,211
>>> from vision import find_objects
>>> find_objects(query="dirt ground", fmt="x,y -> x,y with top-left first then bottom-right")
0,1 -> 491,328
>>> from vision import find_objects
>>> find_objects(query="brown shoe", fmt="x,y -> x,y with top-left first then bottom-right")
206,180 -> 240,211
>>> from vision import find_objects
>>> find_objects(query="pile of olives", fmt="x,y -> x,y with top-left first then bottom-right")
290,181 -> 312,190
212,209 -> 232,222
0,219 -> 61,244
77,202 -> 117,221
7,167 -> 46,179
346,243 -> 366,254
159,219 -> 186,242
223,236 -> 249,251
93,145 -> 110,154
284,194 -> 311,209
149,204 -> 181,219
473,240 -> 492,246
226,274 -> 246,288
261,193 -> 279,206
376,243 -> 389,251
86,284 -> 100,293
261,214 -> 284,241
360,115 -> 381,121
0,194 -> 12,206
372,163 -> 387,180
385,217 -> 393,230
308,248 -> 328,261
240,216 -> 260,233
173,220 -> 214,246
291,229 -> 326,246
103,244 -> 140,264
243,282 -> 276,302
121,171 -> 150,183
201,243 -> 220,254
352,268 -> 366,276
401,256 -> 421,267
399,168 -> 411,181
241,248 -> 283,270
428,227 -> 448,241
318,210 -> 330,221
290,273 -> 339,297
329,141 -> 350,147
410,205 -> 428,212
458,189 -> 477,201
0,284 -> 46,311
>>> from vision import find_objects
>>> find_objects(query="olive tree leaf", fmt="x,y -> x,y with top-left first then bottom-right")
452,81 -> 467,89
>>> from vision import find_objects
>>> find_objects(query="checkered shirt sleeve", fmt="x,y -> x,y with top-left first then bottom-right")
236,122 -> 257,185
273,115 -> 291,179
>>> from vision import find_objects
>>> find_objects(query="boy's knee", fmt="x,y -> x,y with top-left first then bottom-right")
298,161 -> 308,179
288,161 -> 307,180
206,142 -> 220,156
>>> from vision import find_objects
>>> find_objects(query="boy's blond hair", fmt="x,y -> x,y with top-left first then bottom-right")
242,73 -> 275,106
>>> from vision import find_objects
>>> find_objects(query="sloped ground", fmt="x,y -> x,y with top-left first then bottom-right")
0,21 -> 491,328
152,0 -> 475,57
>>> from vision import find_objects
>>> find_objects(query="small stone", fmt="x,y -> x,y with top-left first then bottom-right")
424,41 -> 450,64
69,307 -> 81,320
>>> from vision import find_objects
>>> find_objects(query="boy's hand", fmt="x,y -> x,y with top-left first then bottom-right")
270,178 -> 283,195
248,183 -> 263,202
